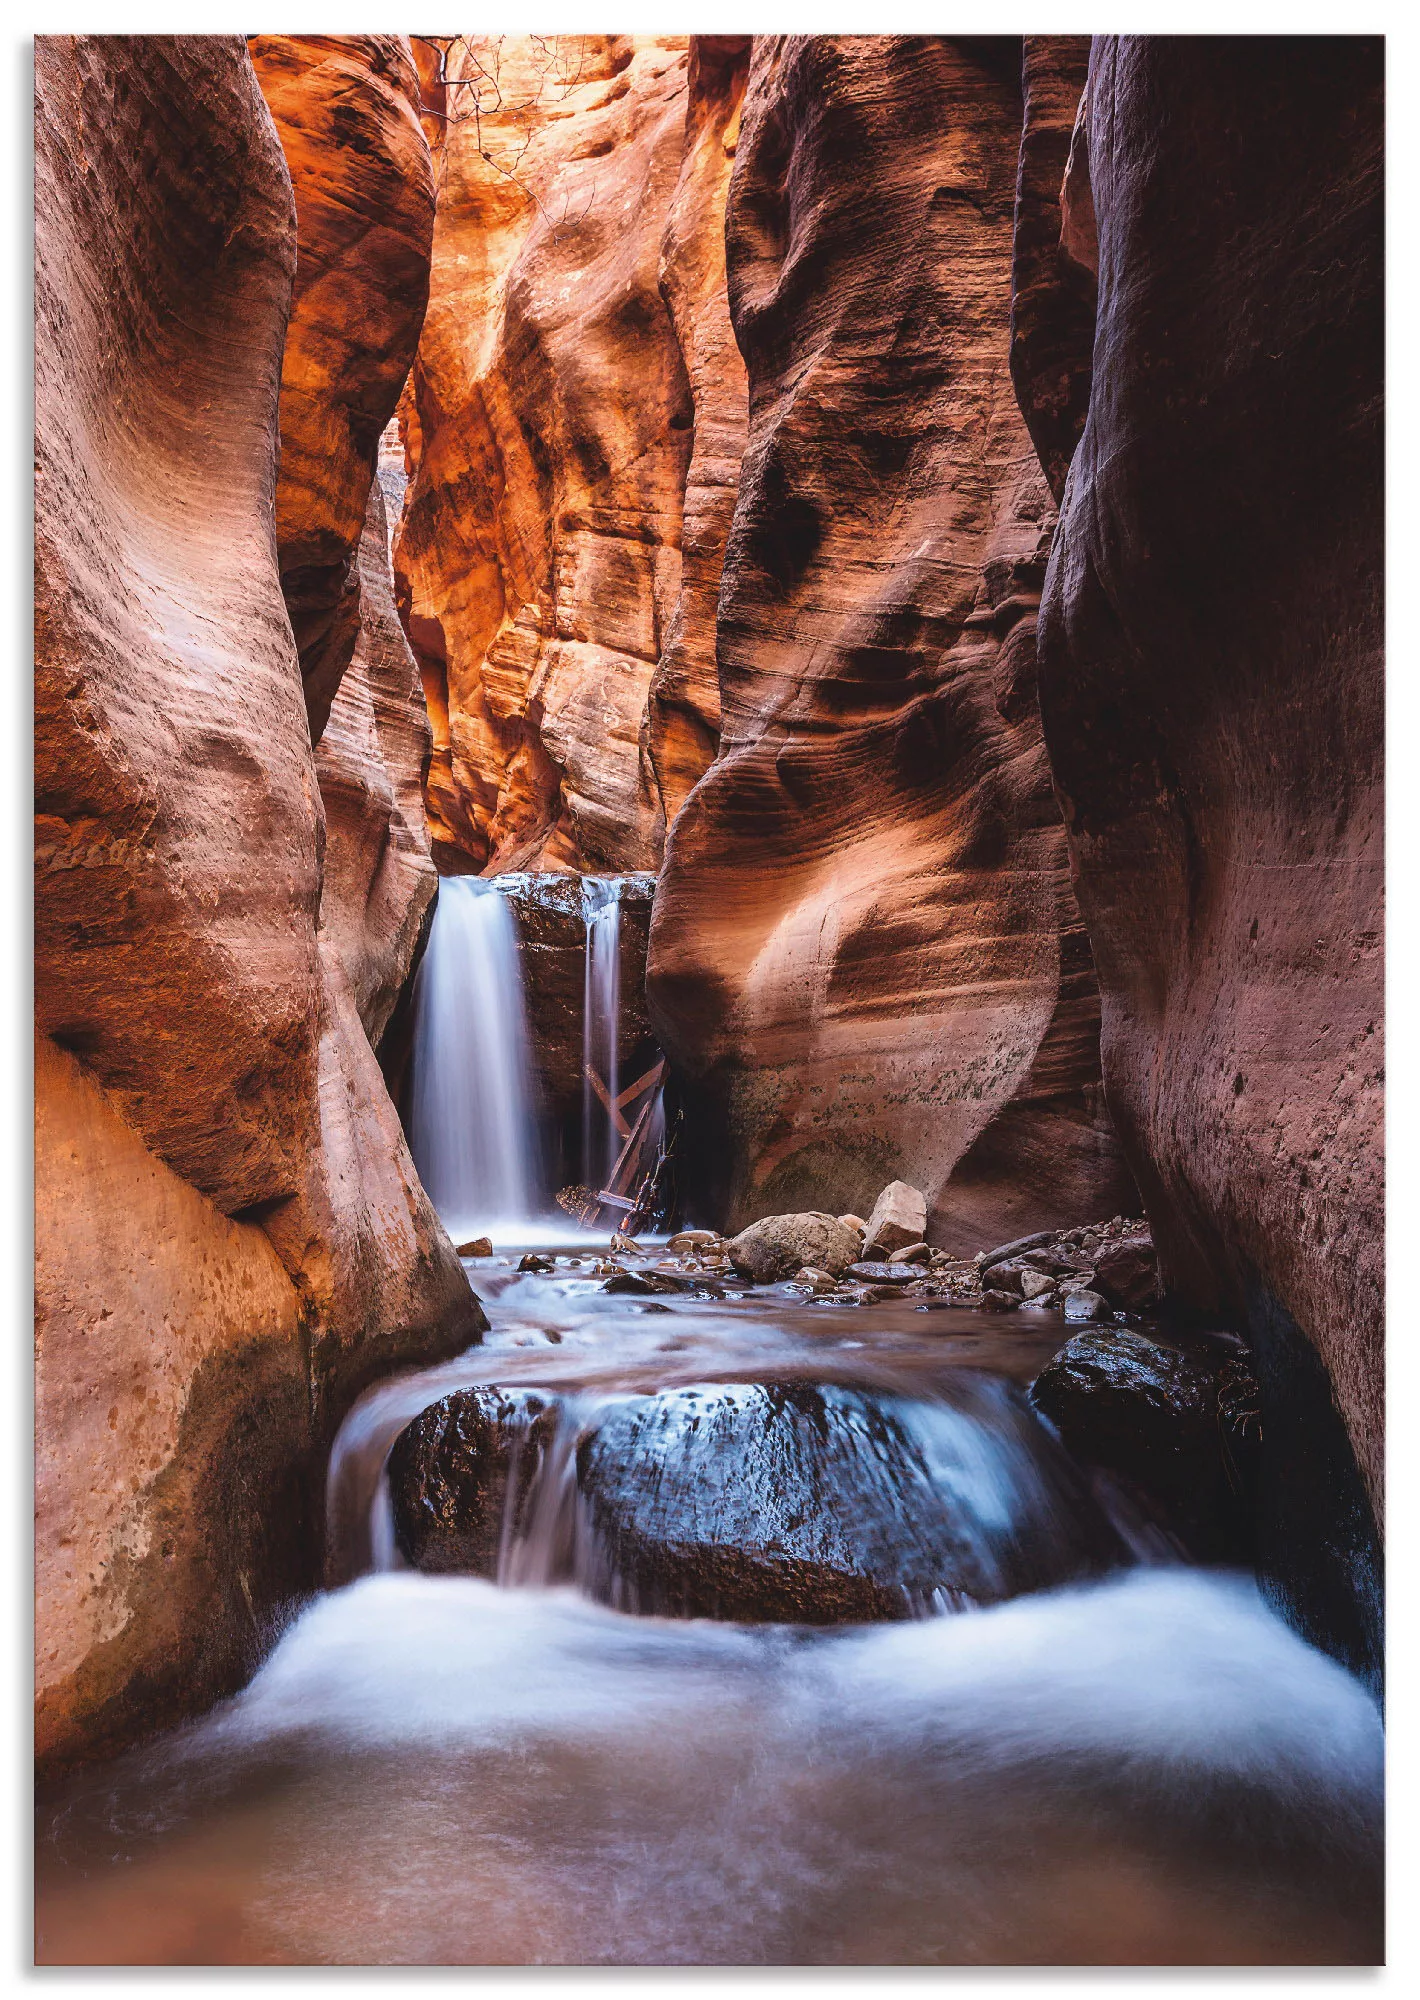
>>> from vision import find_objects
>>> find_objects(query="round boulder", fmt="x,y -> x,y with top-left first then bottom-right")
725,1211 -> 863,1283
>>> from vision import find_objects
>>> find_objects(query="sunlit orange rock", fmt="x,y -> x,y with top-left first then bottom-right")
647,35 -> 1135,1247
249,35 -> 434,740
645,35 -> 750,841
315,469 -> 438,1047
396,33 -> 744,872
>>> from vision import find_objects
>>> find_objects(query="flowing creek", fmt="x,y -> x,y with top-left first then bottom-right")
36,1248 -> 1383,1966
35,887 -> 1384,1966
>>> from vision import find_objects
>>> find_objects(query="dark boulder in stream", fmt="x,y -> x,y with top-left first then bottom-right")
576,1380 -> 1127,1624
1030,1329 -> 1260,1563
388,1387 -> 558,1575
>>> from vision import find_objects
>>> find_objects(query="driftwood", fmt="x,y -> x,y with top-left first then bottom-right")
560,1056 -> 666,1230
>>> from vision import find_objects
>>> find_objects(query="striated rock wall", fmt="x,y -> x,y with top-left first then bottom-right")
248,35 -> 435,740
1008,36 -> 1095,503
314,477 -> 438,1050
1027,38 -> 1383,1652
395,34 -> 747,874
647,34 -> 1135,1246
644,35 -> 751,841
34,34 -> 476,1774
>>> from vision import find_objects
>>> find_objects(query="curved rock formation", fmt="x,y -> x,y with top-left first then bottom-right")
1008,36 -> 1095,502
396,34 -> 747,873
644,35 -> 751,839
248,35 -> 435,740
647,34 -> 1135,1247
35,35 -> 476,1774
1029,40 -> 1384,1621
314,478 -> 439,1048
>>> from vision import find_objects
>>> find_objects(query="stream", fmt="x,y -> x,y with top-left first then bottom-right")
35,1245 -> 1384,1966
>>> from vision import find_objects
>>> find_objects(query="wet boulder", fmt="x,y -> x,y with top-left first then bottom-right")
576,1380 -> 1125,1623
845,1262 -> 919,1285
388,1387 -> 560,1574
1091,1230 -> 1162,1310
725,1212 -> 862,1284
1030,1328 -> 1259,1561
602,1269 -> 685,1296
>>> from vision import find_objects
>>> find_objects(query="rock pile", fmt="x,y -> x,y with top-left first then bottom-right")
674,1186 -> 1164,1320
510,1186 -> 1166,1320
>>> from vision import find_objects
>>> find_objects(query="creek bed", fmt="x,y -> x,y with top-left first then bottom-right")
35,1245 -> 1384,1966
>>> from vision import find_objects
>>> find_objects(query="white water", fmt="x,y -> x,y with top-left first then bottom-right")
407,877 -> 542,1239
38,1568 -> 1383,1966
38,1259 -> 1385,1966
581,877 -> 623,1191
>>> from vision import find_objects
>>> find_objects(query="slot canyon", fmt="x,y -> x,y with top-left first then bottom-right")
33,29 -> 1383,1969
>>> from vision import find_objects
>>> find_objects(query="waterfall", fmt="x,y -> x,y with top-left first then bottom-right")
407,877 -> 542,1239
581,878 -> 623,1192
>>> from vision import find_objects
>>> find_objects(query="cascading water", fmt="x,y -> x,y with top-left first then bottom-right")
37,1257 -> 1385,1966
406,877 -> 542,1239
581,877 -> 623,1192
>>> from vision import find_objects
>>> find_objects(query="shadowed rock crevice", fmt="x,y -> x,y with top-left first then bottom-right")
1021,36 -> 1383,1530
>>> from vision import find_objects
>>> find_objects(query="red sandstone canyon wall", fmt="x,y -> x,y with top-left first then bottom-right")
248,34 -> 435,741
394,33 -> 747,873
644,35 -> 750,842
1027,39 -> 1383,1524
35,34 -> 476,1774
646,34 -> 1135,1246
1008,36 -> 1096,504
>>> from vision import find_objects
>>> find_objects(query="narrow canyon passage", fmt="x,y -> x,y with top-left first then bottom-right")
33,29 -> 1383,1973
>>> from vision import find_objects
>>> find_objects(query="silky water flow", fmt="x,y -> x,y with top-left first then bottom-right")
406,875 -> 543,1239
35,879 -> 1386,1968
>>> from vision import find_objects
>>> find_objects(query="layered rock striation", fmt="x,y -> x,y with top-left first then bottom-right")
395,34 -> 748,873
1027,39 -> 1384,1495
35,34 -> 476,1774
1023,38 -> 1383,1665
1008,35 -> 1095,503
248,35 -> 435,740
648,34 -> 1135,1245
